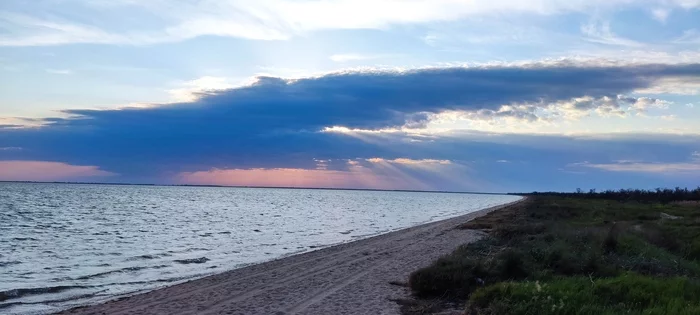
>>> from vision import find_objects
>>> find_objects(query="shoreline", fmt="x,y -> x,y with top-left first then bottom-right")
58,198 -> 524,315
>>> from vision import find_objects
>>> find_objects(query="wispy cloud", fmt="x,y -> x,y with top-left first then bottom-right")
329,54 -> 396,63
573,161 -> 700,173
46,69 -> 73,75
2,0 -> 699,46
571,151 -> 700,174
581,19 -> 644,47
673,29 -> 700,44
366,158 -> 452,166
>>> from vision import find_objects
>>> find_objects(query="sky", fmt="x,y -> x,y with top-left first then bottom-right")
1,0 -> 699,192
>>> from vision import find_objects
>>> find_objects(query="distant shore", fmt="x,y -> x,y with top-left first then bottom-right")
56,199 -> 524,315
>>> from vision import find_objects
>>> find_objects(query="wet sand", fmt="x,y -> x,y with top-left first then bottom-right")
59,198 -> 523,315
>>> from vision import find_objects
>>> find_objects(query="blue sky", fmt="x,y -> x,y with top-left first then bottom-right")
1,0 -> 699,192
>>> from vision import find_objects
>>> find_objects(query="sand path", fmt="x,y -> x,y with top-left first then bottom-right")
59,199 -> 522,315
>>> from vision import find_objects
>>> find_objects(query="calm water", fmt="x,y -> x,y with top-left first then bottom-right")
0,183 -> 520,314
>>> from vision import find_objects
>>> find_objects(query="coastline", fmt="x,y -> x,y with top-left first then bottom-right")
57,198 -> 524,315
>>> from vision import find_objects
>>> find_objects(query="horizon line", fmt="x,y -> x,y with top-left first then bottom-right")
0,180 -> 513,195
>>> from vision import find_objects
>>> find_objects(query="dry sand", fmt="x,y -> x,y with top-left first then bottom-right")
59,198 -> 523,315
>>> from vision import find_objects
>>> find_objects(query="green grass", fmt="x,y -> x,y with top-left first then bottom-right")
468,274 -> 700,315
407,196 -> 700,314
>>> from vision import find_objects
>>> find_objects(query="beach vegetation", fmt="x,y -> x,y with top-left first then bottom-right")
406,193 -> 700,314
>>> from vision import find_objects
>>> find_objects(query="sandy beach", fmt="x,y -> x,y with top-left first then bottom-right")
58,199 -> 522,315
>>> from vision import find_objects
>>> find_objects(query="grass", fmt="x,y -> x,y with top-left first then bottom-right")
468,273 -> 700,315
406,196 -> 700,314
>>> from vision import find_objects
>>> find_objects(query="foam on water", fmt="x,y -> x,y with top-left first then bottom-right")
0,183 -> 520,314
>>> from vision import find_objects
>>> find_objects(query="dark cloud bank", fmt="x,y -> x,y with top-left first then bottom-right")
1,62 -> 699,190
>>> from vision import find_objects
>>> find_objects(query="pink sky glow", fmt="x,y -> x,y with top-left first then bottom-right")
0,160 -> 116,181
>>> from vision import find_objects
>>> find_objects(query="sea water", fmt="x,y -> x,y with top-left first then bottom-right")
0,183 -> 520,314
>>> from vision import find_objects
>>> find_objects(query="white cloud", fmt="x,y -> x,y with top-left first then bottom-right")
546,95 -> 669,120
167,76 -> 235,102
651,8 -> 671,23
572,152 -> 700,174
635,77 -> 700,95
0,13 -> 132,46
366,157 -> 452,166
673,29 -> 700,44
347,160 -> 361,166
571,160 -> 700,173
329,54 -> 395,62
559,49 -> 700,65
2,0 -> 699,46
580,19 -> 644,47
46,69 -> 73,75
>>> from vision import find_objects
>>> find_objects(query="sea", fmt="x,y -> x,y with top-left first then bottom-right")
0,182 -> 520,314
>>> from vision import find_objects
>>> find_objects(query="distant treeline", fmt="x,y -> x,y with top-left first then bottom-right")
517,187 -> 700,203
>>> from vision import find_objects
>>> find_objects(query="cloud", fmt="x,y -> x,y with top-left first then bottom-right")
552,95 -> 670,117
366,158 -> 452,166
2,61 -> 700,188
26,62 -> 700,134
572,161 -> 700,173
570,151 -> 700,174
0,160 -> 116,181
329,54 -> 396,63
178,167 -> 393,189
651,8 -> 671,23
674,29 -> 700,44
634,76 -> 700,95
0,12 -> 127,46
167,76 -> 235,102
46,69 -> 73,75
178,157 -> 460,190
580,19 -> 644,47
2,0 -> 700,46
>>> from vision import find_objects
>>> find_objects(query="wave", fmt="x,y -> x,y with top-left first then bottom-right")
73,265 -> 169,281
167,247 -> 210,254
0,289 -> 109,310
0,261 -> 22,267
125,252 -> 172,261
10,237 -> 39,241
174,257 -> 209,264
0,285 -> 88,303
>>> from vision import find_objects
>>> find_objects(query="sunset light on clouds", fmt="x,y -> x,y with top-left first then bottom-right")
178,158 -> 468,190
0,161 -> 115,182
